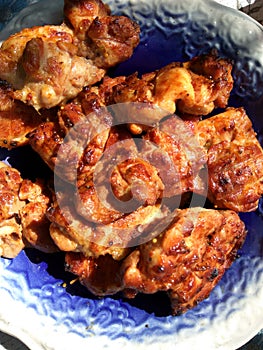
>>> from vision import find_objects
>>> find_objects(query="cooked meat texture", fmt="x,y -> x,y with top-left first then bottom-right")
0,81 -> 57,149
122,207 -> 246,315
79,16 -> 140,68
112,53 -> 233,133
27,76 -> 123,179
0,0 -> 140,110
27,121 -> 65,172
196,107 -> 263,212
142,115 -> 207,197
19,179 -> 58,253
64,0 -> 111,41
0,162 -> 25,258
0,161 -> 57,257
0,24 -> 106,111
65,252 -> 123,296
47,188 -> 170,260
64,208 -> 246,314
76,125 -> 164,224
183,52 -> 233,109
64,0 -> 140,67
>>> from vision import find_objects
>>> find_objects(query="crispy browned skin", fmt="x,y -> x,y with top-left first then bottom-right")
0,162 -> 25,258
0,0 -> 139,110
64,207 -> 246,315
19,179 -> 58,253
196,107 -> 263,212
27,76 -> 123,176
0,82 -> 56,149
0,24 -> 106,111
0,162 -> 57,257
111,53 -> 233,133
64,0 -> 111,41
122,208 -> 246,315
47,188 -> 170,260
142,115 -> 207,197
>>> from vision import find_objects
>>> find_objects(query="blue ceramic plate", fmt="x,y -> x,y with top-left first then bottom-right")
1,1 -> 263,349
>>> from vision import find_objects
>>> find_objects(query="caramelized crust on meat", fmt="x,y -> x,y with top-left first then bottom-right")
122,208 -> 246,315
0,82 -> 55,149
0,162 -> 25,258
28,121 -> 64,171
142,115 -> 207,197
196,107 -> 263,212
19,179 -> 58,253
27,76 -> 123,179
82,16 -> 140,68
183,52 -> 233,108
64,0 -> 111,40
0,24 -> 106,110
0,0 -> 140,110
64,208 -> 246,315
0,162 -> 56,257
112,52 -> 233,133
47,188 -> 170,260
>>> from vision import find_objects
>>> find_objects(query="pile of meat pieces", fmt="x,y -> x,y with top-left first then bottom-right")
0,0 -> 262,316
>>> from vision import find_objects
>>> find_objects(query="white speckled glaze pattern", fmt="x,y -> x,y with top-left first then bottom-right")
0,1 -> 263,349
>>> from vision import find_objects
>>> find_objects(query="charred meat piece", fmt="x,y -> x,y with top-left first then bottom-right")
112,52 -> 233,133
47,187 -> 170,260
196,107 -> 263,212
64,207 -> 246,315
142,115 -> 207,198
0,81 -> 56,149
0,0 -> 140,110
0,162 -> 56,257
122,207 -> 246,315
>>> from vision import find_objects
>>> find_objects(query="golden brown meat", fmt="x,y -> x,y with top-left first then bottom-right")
112,52 -> 233,133
64,207 -> 246,315
0,161 -> 56,257
0,81 -> 54,149
64,0 -> 110,41
122,207 -> 246,315
27,76 -> 123,177
0,0 -> 140,110
142,115 -> 207,197
19,179 -> 58,253
0,24 -> 106,111
196,107 -> 263,212
76,125 -> 164,224
0,161 -> 25,258
47,188 -> 170,260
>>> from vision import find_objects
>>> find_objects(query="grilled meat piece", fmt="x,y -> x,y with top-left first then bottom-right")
0,81 -> 55,149
0,24 -> 106,111
19,179 -> 58,253
0,161 -> 56,257
0,0 -> 140,110
142,115 -> 207,197
47,188 -> 170,260
122,207 -> 246,315
112,52 -> 233,134
64,0 -> 111,41
64,207 -> 246,315
196,107 -> 263,212
0,162 -> 25,258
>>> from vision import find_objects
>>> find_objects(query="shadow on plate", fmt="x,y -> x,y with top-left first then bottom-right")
25,248 -> 172,317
